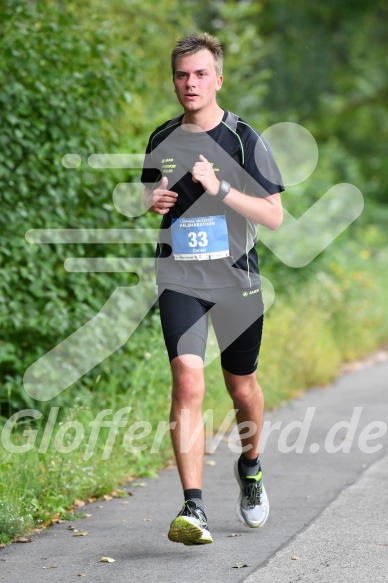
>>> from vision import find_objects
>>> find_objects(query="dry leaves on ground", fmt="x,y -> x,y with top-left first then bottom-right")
73,532 -> 88,537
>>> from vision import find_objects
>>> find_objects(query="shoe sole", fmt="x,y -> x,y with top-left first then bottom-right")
234,461 -> 270,528
168,516 -> 213,545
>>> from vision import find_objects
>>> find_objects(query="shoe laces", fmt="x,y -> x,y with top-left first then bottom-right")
180,501 -> 207,526
244,479 -> 262,508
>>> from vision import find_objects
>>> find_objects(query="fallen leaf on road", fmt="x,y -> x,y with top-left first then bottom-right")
103,495 -> 113,501
232,563 -> 250,569
42,566 -> 58,569
121,501 -> 129,505
14,537 -> 32,543
227,533 -> 241,537
84,514 -> 93,518
99,557 -> 115,563
205,460 -> 216,466
0,543 -> 6,549
291,555 -> 299,560
111,489 -> 126,498
143,518 -> 152,522
78,574 -> 86,577
74,499 -> 85,508
73,532 -> 88,537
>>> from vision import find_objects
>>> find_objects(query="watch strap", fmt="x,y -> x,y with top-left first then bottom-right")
216,180 -> 231,201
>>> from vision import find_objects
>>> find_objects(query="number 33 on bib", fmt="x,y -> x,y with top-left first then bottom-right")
171,215 -> 230,261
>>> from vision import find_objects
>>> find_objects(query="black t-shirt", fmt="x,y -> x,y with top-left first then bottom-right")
141,109 -> 284,289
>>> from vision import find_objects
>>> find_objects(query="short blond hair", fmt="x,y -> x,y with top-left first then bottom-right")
171,32 -> 224,76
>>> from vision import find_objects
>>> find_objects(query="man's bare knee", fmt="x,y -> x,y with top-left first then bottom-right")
171,356 -> 205,407
223,371 -> 262,408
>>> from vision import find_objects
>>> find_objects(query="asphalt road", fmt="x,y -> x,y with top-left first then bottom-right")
1,361 -> 387,583
244,452 -> 388,583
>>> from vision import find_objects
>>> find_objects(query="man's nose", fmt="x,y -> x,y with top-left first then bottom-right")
186,74 -> 196,87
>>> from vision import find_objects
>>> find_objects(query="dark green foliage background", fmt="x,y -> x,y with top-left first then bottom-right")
0,1 -> 142,412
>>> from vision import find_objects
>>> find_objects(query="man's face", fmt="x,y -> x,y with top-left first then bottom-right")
173,49 -> 223,113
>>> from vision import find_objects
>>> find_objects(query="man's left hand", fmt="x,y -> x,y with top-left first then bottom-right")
192,154 -> 220,196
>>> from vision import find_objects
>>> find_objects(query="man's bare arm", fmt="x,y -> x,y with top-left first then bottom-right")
223,190 -> 283,230
192,154 -> 283,230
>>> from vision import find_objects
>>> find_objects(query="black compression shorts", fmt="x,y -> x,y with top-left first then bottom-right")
158,284 -> 264,376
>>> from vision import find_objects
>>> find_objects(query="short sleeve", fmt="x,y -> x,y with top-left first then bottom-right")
241,125 -> 284,197
140,135 -> 162,189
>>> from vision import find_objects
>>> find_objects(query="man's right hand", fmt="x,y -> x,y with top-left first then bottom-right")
148,177 -> 178,215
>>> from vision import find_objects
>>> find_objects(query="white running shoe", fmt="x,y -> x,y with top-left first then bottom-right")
168,501 -> 213,545
234,460 -> 270,528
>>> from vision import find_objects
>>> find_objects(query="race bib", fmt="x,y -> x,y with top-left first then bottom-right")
171,215 -> 229,261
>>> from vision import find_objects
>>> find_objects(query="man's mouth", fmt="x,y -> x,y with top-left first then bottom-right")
185,93 -> 198,97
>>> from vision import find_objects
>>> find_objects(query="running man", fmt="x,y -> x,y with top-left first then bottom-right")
141,32 -> 284,545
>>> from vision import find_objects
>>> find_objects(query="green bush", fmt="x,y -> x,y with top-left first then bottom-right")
0,0 -> 145,413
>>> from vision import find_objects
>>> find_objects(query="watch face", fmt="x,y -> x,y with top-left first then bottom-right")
220,181 -> 230,197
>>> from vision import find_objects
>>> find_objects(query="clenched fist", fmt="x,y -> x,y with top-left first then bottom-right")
192,154 -> 220,196
152,176 -> 178,215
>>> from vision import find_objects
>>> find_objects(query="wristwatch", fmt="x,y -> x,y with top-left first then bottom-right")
216,180 -> 231,201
